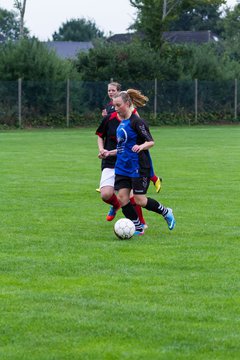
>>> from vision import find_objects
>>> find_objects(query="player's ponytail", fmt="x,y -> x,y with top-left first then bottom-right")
115,89 -> 149,108
126,89 -> 149,107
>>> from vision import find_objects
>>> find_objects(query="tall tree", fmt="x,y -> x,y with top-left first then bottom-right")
14,0 -> 27,39
162,0 -> 182,20
130,0 -> 166,48
130,0 -> 226,47
169,0 -> 226,34
222,3 -> 240,39
52,18 -> 104,41
0,6 -> 28,40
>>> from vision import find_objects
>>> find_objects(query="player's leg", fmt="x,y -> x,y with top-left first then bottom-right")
101,185 -> 120,221
115,175 -> 143,235
134,195 -> 175,230
100,168 -> 120,221
150,174 -> 163,193
149,160 -> 162,193
133,177 -> 175,231
130,190 -> 148,229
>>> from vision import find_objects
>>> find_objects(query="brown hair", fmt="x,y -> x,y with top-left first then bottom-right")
116,89 -> 149,107
108,82 -> 121,91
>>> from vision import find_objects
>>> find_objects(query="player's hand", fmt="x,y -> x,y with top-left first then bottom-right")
132,144 -> 142,153
98,149 -> 109,159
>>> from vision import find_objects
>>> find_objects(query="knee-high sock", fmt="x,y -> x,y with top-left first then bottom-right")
144,197 -> 168,217
130,196 -> 145,224
103,194 -> 120,209
122,202 -> 142,231
150,174 -> 158,183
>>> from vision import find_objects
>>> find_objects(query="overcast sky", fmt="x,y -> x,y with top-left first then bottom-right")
1,0 -> 238,41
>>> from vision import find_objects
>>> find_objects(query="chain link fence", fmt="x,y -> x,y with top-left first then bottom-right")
0,79 -> 239,128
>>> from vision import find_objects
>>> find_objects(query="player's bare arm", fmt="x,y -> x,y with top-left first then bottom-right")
132,141 -> 154,153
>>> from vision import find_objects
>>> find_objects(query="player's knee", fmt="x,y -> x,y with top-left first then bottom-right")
134,195 -> 147,207
101,189 -> 114,201
117,195 -> 128,207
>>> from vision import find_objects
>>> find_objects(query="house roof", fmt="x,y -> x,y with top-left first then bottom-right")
43,41 -> 93,59
107,33 -> 142,43
162,31 -> 219,44
107,31 -> 219,44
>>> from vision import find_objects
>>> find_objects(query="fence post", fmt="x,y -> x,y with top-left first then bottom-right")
234,78 -> 237,120
194,78 -> 198,125
154,78 -> 157,119
66,78 -> 70,127
18,78 -> 22,128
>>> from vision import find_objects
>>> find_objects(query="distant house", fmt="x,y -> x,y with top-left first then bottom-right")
107,33 -> 142,43
108,31 -> 219,45
43,41 -> 94,60
162,31 -> 219,44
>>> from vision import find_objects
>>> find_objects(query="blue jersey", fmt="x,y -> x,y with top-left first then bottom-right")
115,113 -> 154,178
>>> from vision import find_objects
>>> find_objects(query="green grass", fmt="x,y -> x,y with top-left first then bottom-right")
0,126 -> 240,360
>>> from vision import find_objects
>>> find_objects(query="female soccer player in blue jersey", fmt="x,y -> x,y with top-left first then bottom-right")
110,89 -> 175,235
96,106 -> 147,226
96,83 -> 161,227
99,82 -> 162,193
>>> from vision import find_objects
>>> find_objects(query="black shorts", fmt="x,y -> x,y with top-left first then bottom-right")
114,174 -> 150,195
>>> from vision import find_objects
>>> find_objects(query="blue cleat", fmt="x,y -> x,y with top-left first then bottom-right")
106,206 -> 119,221
164,208 -> 176,230
134,229 -> 145,236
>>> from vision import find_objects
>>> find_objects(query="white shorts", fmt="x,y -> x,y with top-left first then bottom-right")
100,168 -> 115,188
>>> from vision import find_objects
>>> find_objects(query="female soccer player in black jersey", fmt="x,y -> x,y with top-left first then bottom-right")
101,82 -> 121,117
96,110 -> 121,221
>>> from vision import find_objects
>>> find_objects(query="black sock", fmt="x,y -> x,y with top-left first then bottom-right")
122,202 -> 142,231
144,197 -> 168,217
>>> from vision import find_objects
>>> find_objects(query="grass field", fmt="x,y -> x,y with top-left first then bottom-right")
0,126 -> 240,360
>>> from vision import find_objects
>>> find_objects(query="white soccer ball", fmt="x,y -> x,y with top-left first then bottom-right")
114,218 -> 135,240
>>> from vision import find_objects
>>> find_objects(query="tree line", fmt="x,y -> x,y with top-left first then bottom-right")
0,1 -> 240,82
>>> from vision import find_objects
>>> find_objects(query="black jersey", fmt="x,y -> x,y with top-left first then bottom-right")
105,101 -> 115,114
96,112 -> 121,170
104,102 -> 138,116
